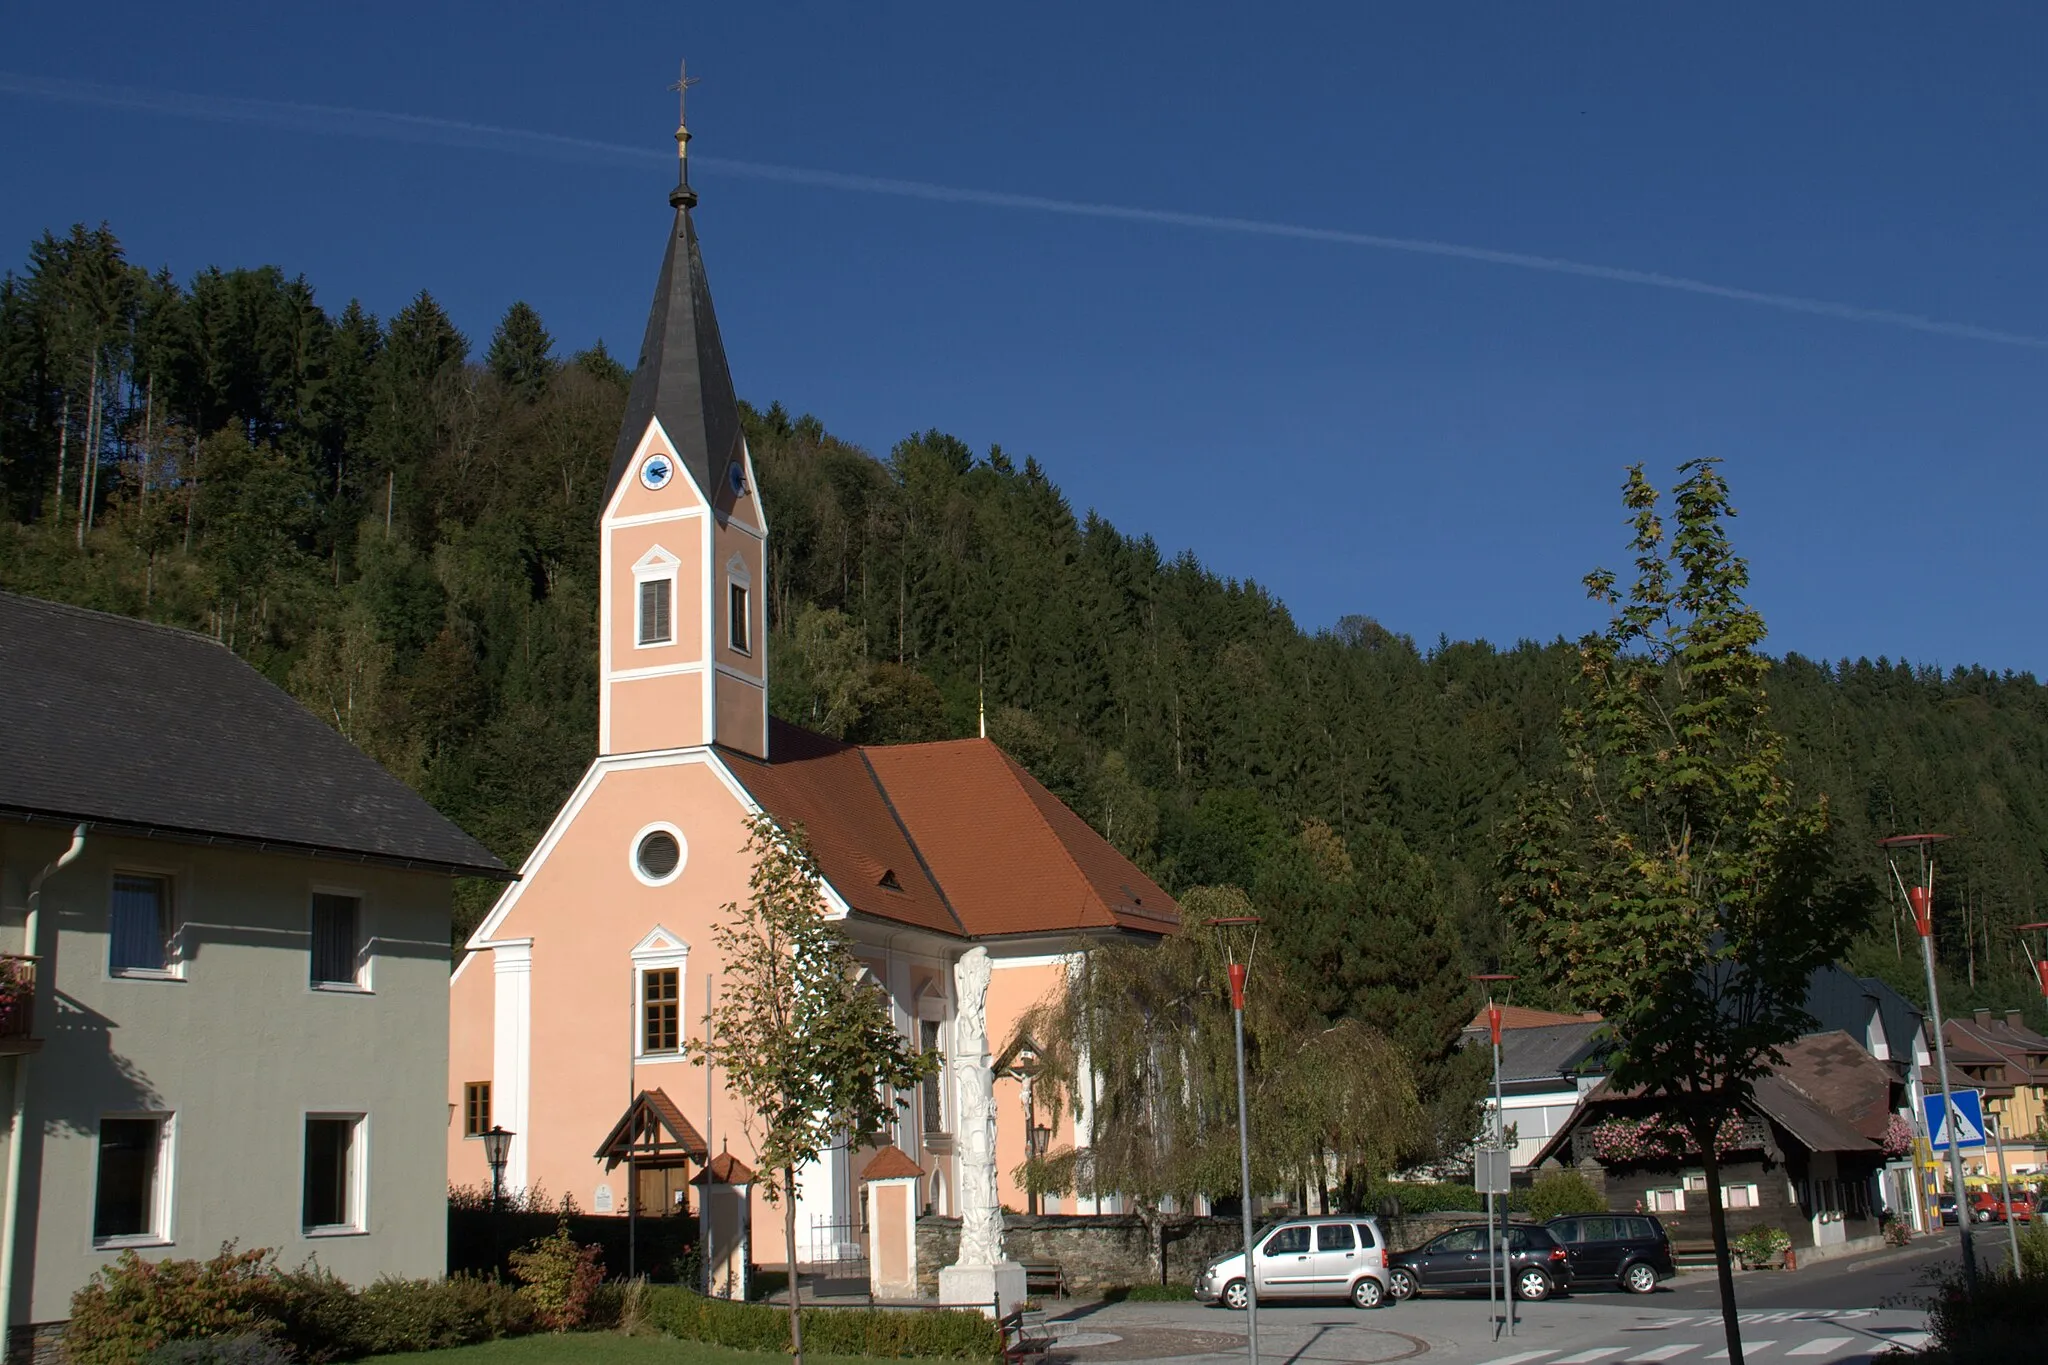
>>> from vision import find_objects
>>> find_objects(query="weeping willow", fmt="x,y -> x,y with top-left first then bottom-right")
1015,886 -> 1424,1224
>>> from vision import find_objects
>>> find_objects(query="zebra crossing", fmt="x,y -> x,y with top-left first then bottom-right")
1474,1309 -> 1931,1365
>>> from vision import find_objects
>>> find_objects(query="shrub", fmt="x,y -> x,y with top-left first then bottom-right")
256,1262 -> 365,1364
1919,1263 -> 2048,1364
508,1222 -> 604,1330
646,1287 -> 1002,1358
1732,1224 -> 1791,1267
142,1336 -> 293,1365
2016,1218 -> 2048,1281
355,1274 -> 533,1354
1523,1171 -> 1604,1222
66,1246 -> 278,1365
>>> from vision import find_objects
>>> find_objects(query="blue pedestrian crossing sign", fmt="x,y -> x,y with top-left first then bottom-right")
1924,1089 -> 1987,1151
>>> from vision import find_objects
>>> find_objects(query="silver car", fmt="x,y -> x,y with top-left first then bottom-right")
1194,1216 -> 1391,1310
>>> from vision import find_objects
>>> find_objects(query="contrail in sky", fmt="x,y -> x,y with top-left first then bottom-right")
5,71 -> 2043,350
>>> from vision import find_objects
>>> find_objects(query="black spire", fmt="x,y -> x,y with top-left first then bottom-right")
602,66 -> 739,509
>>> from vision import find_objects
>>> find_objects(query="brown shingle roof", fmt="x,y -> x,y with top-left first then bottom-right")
725,721 -> 1177,941
859,1145 -> 925,1181
1771,1032 -> 1896,1144
693,1151 -> 757,1185
594,1089 -> 708,1169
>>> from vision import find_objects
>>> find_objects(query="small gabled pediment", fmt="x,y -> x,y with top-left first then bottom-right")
634,545 -> 682,573
631,925 -> 691,958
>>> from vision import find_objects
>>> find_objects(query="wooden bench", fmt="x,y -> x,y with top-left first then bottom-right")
1672,1241 -> 1718,1268
1017,1259 -> 1065,1298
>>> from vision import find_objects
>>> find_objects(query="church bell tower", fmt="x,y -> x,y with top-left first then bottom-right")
597,74 -> 768,760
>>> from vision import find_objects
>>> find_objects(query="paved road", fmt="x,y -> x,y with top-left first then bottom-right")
1045,1237 -> 1955,1364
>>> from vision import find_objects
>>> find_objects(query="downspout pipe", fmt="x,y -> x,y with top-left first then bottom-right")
2,824 -> 87,1358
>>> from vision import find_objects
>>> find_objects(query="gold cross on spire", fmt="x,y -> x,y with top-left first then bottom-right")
669,60 -> 699,146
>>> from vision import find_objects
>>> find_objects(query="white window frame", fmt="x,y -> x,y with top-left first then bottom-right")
1723,1182 -> 1761,1209
724,552 -> 752,657
1647,1187 -> 1686,1213
302,1112 -> 368,1236
633,547 -> 681,650
631,927 -> 691,1064
308,884 -> 372,993
91,1111 -> 176,1249
106,864 -> 186,982
628,821 -> 688,889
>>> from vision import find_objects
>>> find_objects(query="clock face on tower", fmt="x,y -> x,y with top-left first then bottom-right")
640,453 -> 675,491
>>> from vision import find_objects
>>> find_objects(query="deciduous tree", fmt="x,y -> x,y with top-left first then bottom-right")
693,814 -> 932,1365
1498,461 -> 1858,1365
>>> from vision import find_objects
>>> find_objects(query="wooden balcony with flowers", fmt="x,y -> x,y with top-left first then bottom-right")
0,956 -> 40,1054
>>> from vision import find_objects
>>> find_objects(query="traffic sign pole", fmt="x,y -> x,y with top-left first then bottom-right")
1989,1113 -> 2021,1275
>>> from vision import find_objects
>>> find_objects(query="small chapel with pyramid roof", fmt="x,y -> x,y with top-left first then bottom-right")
446,98 -> 1176,1296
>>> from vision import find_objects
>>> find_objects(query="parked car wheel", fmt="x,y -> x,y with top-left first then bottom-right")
1973,1208 -> 1994,1224
1622,1262 -> 1660,1295
1515,1268 -> 1553,1302
1351,1276 -> 1385,1310
1220,1278 -> 1249,1311
1388,1267 -> 1418,1301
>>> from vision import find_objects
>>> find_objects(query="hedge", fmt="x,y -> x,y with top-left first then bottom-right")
645,1287 -> 1001,1359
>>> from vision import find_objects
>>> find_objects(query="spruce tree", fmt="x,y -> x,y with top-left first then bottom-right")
486,300 -> 556,400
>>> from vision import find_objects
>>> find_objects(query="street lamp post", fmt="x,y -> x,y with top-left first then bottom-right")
1474,974 -> 1516,1339
1208,916 -> 1262,1365
483,1124 -> 514,1213
1881,834 -> 1975,1291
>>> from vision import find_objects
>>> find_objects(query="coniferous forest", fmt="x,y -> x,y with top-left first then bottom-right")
6,223 -> 2048,1130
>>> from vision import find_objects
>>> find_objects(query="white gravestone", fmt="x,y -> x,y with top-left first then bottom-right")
937,947 -> 1028,1314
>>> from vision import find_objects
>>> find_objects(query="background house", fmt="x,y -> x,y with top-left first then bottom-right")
1464,1007 -> 1608,1170
0,592 -> 507,1355
1534,1031 -> 1903,1261
1941,1009 -> 2048,1182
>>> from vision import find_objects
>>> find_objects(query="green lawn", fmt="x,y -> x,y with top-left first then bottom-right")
376,1333 -> 904,1365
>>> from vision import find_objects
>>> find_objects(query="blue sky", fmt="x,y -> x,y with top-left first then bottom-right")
4,3 -> 2043,672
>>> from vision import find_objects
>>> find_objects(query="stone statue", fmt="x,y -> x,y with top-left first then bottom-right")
952,947 -> 1002,1266
938,946 -> 1025,1313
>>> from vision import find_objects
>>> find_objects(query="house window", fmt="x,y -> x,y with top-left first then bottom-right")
1647,1188 -> 1685,1213
94,1116 -> 170,1244
310,893 -> 363,987
1724,1183 -> 1760,1209
464,1083 -> 491,1138
642,969 -> 680,1054
920,1019 -> 944,1134
110,874 -> 172,975
304,1115 -> 363,1232
728,581 -> 750,654
638,578 -> 673,646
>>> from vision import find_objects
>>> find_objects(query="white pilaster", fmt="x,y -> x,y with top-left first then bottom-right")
492,940 -> 533,1192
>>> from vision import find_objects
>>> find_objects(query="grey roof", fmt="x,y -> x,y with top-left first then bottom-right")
0,592 -> 509,879
1492,1021 -> 1609,1085
1803,963 -> 1924,1066
602,194 -> 741,511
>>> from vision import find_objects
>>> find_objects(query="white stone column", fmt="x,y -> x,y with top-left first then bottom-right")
937,947 -> 1026,1314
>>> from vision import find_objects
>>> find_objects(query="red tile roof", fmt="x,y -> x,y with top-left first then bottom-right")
859,1145 -> 926,1181
724,721 -> 1176,942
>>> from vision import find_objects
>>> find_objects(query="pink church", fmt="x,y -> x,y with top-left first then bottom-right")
447,119 -> 1177,1278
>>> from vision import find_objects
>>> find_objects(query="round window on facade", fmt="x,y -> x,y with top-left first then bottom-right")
636,829 -> 682,882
